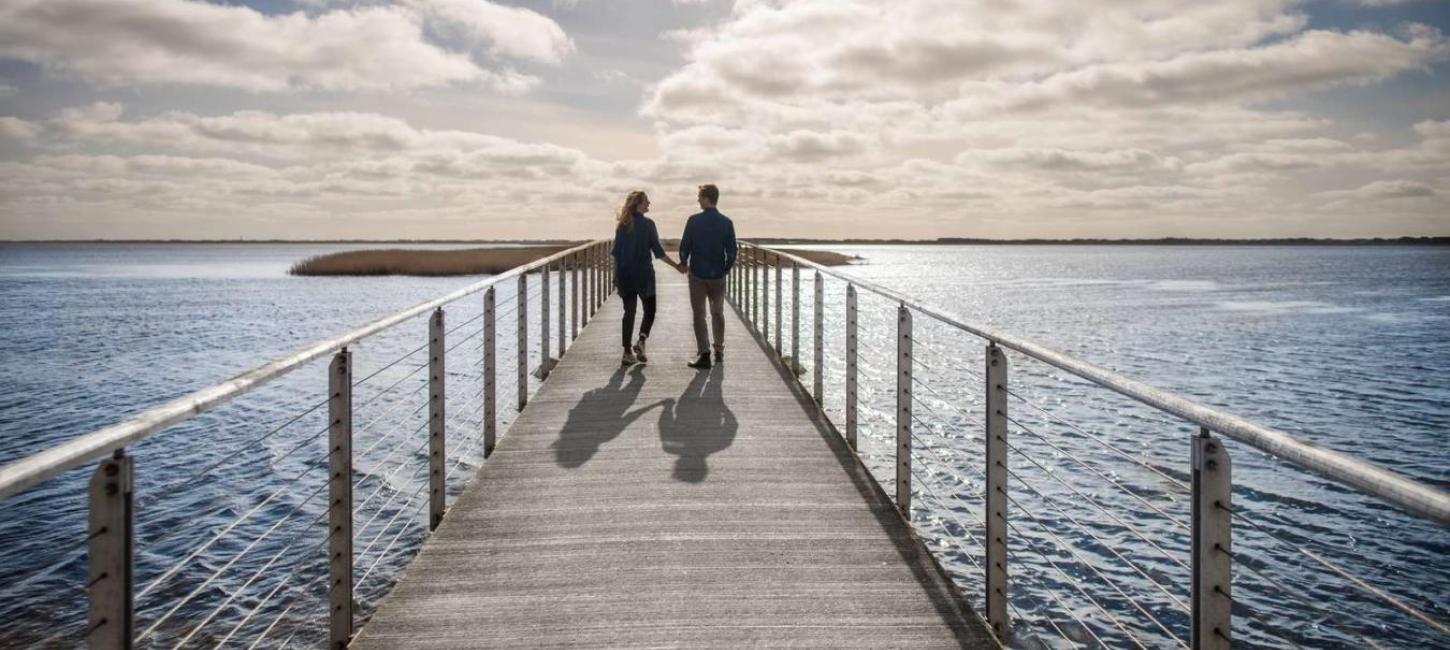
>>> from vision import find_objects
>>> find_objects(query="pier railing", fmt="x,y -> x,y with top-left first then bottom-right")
730,241 -> 1450,649
0,240 -> 615,648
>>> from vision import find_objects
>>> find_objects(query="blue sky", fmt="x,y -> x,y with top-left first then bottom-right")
1,0 -> 1447,239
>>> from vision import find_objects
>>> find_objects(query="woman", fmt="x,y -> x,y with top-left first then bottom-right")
611,190 -> 683,366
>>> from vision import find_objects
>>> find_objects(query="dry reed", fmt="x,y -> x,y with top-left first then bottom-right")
290,245 -> 854,277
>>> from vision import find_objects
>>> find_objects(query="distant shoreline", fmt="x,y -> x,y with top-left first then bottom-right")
2,236 -> 1447,246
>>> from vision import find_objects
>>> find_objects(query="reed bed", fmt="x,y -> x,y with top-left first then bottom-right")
290,245 -> 854,276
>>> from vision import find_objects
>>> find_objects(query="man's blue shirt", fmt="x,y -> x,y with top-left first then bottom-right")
611,214 -> 665,296
678,207 -> 736,280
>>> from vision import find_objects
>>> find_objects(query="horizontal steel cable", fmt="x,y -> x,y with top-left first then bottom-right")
216,525 -> 331,647
354,390 -> 431,459
1004,543 -> 1110,648
911,335 -> 986,384
1010,597 -> 1082,649
134,461 -> 326,603
1006,516 -> 1149,650
263,423 -> 331,478
1007,466 -> 1190,614
1005,387 -> 1189,493
245,570 -> 327,650
136,479 -> 329,642
352,361 -> 429,417
3,533 -> 90,590
1224,504 -> 1450,636
350,420 -> 429,516
910,375 -> 981,421
354,433 -> 431,516
1008,414 -> 1189,532
907,465 -> 987,571
351,340 -> 429,390
173,507 -> 330,646
1007,491 -> 1188,649
354,481 -> 432,589
1004,439 -> 1190,573
354,476 -> 431,568
134,400 -> 327,510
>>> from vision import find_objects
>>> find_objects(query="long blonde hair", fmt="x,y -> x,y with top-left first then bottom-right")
616,190 -> 647,231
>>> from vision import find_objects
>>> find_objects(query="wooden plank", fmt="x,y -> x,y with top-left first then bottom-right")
352,262 -> 996,649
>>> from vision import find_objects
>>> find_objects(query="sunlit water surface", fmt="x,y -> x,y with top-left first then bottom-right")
1,243 -> 1446,648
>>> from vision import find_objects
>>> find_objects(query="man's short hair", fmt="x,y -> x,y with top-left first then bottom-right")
698,184 -> 720,205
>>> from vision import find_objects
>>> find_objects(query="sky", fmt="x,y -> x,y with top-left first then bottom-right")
0,0 -> 1448,240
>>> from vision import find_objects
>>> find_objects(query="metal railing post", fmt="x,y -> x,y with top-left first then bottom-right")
813,270 -> 824,404
896,305 -> 912,513
585,248 -> 592,321
792,262 -> 800,369
428,309 -> 445,531
88,449 -> 133,650
846,284 -> 858,450
541,264 -> 551,378
517,274 -> 528,412
571,254 -> 579,340
984,343 -> 1009,639
761,250 -> 770,346
328,348 -> 353,649
483,288 -> 497,457
746,247 -> 755,327
557,258 -> 566,355
1192,427 -> 1233,649
774,254 -> 783,355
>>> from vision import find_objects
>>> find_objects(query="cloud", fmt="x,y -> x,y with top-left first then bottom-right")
1324,179 -> 1437,199
0,0 -> 566,93
406,0 -> 574,64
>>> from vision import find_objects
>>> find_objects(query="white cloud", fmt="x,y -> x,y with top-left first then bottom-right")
0,0 -> 566,93
1324,179 -> 1438,199
406,0 -> 574,64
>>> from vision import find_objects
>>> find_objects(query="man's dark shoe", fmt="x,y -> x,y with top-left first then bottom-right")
687,353 -> 712,370
713,349 -> 723,364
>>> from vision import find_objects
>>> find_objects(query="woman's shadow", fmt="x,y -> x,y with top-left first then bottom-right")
658,366 -> 737,482
554,365 -> 665,468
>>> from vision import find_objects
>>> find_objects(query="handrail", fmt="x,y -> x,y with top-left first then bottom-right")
745,241 -> 1450,525
0,239 -> 604,500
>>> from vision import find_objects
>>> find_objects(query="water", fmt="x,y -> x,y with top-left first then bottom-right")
1,243 -> 1446,647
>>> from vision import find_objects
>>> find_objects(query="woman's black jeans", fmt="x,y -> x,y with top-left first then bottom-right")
620,289 -> 656,350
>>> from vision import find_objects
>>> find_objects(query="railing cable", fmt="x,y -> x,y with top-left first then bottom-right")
1009,414 -> 1189,532
1007,517 -> 1150,650
1006,386 -> 1189,493
136,479 -> 329,642
1008,490 -> 1188,648
1005,440 -> 1190,573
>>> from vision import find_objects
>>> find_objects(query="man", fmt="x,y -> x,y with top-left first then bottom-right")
677,184 -> 737,369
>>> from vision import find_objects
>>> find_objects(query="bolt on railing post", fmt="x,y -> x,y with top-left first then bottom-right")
846,284 -> 858,451
88,448 -> 133,650
571,254 -> 579,341
541,264 -> 551,378
774,254 -> 783,356
483,288 -> 497,457
517,274 -> 528,412
813,270 -> 824,405
428,309 -> 445,531
557,258 -> 566,356
1192,427 -> 1233,649
984,343 -> 1009,640
327,348 -> 353,650
792,262 -> 800,370
896,305 -> 912,514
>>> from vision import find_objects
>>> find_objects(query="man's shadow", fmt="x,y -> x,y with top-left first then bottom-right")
554,365 -> 664,468
658,366 -> 737,482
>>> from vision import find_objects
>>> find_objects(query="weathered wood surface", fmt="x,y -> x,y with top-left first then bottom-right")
352,262 -> 995,649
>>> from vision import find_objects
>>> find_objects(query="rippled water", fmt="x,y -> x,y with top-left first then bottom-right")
1,243 -> 1446,648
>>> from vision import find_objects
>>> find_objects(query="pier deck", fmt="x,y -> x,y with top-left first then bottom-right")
351,263 -> 995,648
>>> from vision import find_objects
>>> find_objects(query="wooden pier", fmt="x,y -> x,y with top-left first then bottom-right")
351,262 -> 996,648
